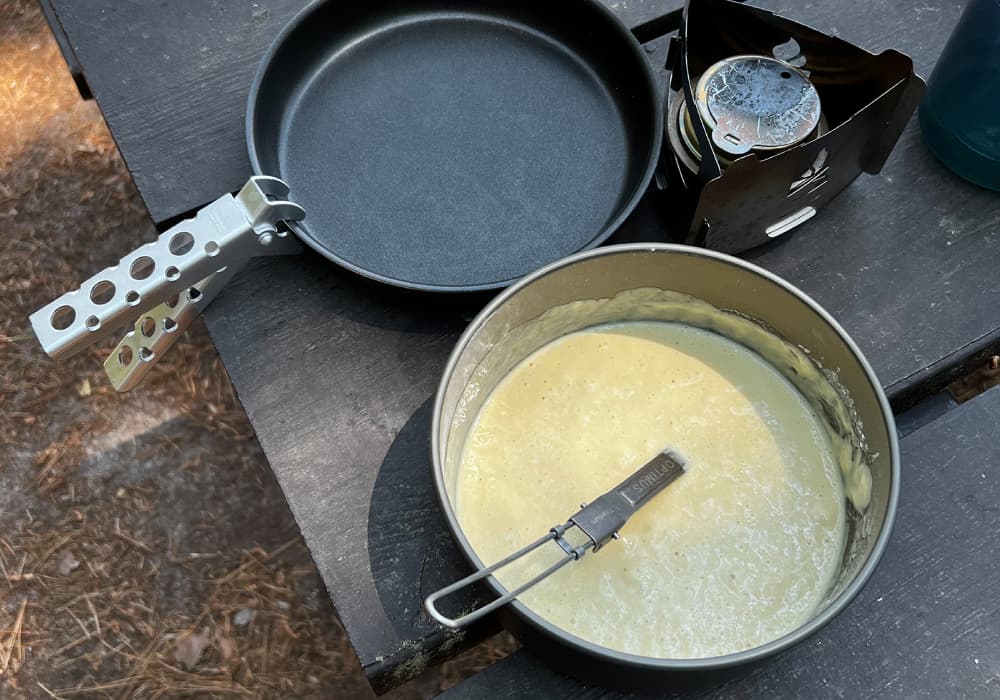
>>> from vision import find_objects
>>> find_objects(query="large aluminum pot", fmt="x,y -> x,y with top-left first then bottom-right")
431,244 -> 899,691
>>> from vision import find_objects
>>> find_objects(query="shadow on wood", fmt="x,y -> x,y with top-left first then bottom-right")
365,397 -> 498,690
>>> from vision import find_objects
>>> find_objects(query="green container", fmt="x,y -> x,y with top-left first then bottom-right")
919,0 -> 1000,190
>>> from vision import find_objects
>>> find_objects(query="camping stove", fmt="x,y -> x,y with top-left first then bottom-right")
657,0 -> 925,253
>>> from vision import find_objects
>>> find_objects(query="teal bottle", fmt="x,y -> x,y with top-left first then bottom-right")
919,0 -> 1000,190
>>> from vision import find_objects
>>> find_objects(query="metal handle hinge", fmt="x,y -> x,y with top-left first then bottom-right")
29,176 -> 306,390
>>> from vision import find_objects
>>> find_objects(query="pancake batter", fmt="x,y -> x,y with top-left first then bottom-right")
455,321 -> 846,659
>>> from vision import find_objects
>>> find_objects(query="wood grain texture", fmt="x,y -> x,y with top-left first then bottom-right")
37,0 -> 91,99
45,0 -> 1000,692
442,385 -> 1000,699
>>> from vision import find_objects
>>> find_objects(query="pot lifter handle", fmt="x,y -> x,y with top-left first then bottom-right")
29,176 -> 305,390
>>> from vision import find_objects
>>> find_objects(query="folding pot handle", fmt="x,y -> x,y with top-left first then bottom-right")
424,526 -> 585,630
426,451 -> 686,629
29,176 -> 305,387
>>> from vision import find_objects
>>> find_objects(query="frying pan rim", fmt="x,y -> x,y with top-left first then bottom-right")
244,0 -> 664,293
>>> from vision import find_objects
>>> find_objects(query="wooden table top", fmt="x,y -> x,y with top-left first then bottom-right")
45,0 -> 1000,694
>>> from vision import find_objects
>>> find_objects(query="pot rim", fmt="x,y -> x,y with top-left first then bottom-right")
431,242 -> 900,670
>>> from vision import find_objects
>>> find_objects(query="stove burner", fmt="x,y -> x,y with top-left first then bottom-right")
695,55 -> 821,156
654,0 -> 923,256
674,55 -> 823,168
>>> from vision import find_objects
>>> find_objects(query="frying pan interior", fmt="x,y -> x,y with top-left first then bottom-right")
248,0 -> 661,292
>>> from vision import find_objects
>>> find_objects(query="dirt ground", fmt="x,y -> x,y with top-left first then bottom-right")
0,2 -> 513,697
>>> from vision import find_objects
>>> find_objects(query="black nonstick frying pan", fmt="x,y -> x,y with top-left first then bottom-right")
250,0 -> 662,291
31,0 -> 663,385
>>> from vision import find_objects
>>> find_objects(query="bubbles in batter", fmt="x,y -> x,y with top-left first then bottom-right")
455,321 -> 846,659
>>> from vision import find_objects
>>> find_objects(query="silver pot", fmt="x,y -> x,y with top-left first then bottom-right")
431,244 -> 898,690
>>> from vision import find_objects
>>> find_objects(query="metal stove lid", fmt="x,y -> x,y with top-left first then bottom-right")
694,55 -> 821,156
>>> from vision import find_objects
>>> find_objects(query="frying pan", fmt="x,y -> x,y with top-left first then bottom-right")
31,0 -> 663,383
251,0 -> 662,291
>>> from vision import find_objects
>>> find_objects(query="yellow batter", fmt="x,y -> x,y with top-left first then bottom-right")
455,322 -> 846,659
